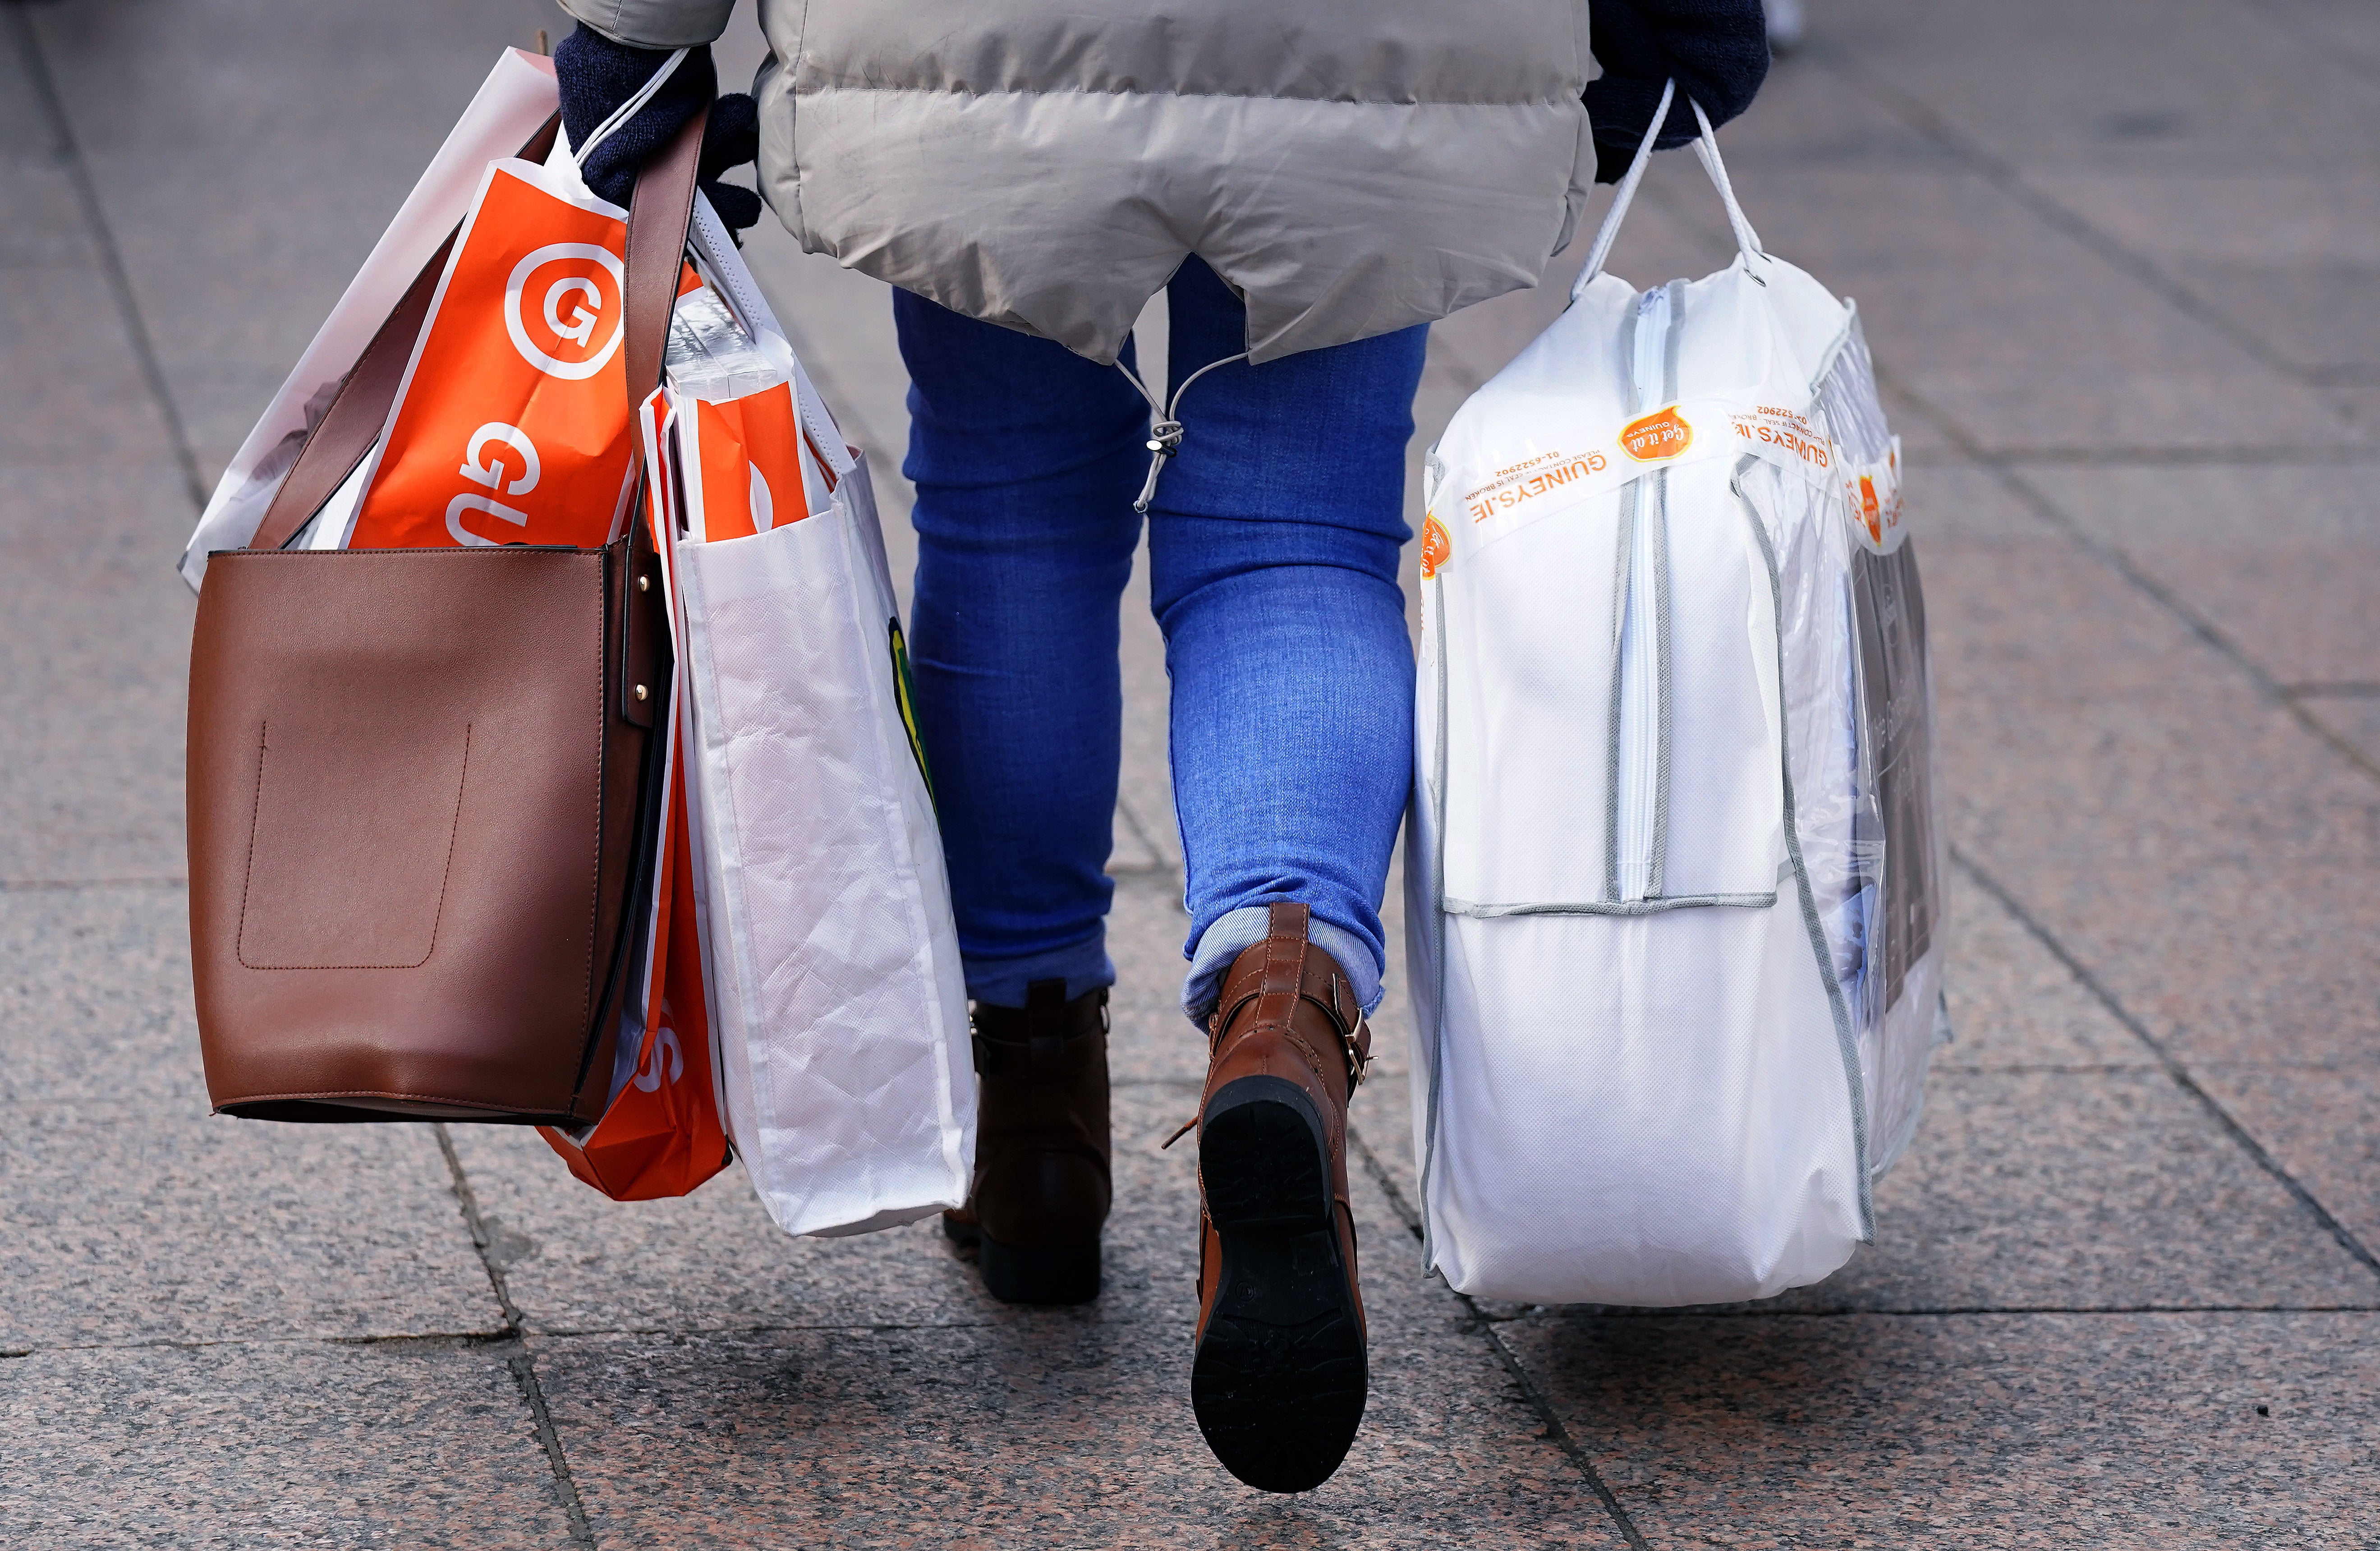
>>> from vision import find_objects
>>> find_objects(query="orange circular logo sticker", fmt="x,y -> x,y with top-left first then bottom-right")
1619,405 -> 1695,462
1420,514 -> 1451,578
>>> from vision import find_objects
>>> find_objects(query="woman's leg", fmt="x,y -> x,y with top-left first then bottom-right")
898,291 -> 1148,1306
1144,257 -> 1426,1491
1144,259 -> 1427,1023
895,290 -> 1147,1005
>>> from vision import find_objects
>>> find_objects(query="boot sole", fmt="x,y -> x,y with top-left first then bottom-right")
1191,1075 -> 1367,1493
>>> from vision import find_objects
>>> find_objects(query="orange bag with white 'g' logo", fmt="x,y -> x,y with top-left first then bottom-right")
349,155 -> 694,551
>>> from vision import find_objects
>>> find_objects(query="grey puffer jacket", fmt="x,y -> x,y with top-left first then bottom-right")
563,0 -> 1597,363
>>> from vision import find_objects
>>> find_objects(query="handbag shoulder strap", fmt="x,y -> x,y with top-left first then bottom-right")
248,102 -> 707,552
615,102 -> 708,543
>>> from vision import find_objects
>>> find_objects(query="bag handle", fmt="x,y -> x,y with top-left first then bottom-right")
1571,82 -> 1766,303
248,84 -> 710,552
574,48 -> 691,168
620,100 -> 708,453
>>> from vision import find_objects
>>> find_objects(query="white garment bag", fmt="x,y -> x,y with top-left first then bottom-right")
1406,88 -> 1948,1306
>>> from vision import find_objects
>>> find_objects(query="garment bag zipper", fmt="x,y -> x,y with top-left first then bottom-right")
1613,286 -> 1671,903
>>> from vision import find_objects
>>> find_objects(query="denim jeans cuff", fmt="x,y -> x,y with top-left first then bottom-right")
1179,906 -> 1384,1030
964,939 -> 1116,1009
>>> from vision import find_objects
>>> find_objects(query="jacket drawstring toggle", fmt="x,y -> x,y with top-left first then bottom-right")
1117,350 -> 1247,515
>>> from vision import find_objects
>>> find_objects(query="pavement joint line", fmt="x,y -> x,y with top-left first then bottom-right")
1931,1062 -> 2173,1074
1952,848 -> 2380,1284
1979,446 -> 2380,468
0,1321 -> 1043,1359
6,8 -> 209,515
434,1124 -> 597,1551
1817,45 -> 2365,422
23,1294 -> 2380,1362
0,876 -> 188,893
1345,1123 -> 1653,1551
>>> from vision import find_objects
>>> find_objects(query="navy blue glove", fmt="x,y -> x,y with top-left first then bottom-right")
1587,0 -> 1771,183
553,25 -> 764,235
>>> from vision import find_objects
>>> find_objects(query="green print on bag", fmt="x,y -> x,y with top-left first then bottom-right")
888,618 -> 934,806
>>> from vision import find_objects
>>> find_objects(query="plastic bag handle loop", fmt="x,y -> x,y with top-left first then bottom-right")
1573,79 -> 1673,300
1688,97 -> 1764,266
573,48 -> 692,167
1572,81 -> 1768,302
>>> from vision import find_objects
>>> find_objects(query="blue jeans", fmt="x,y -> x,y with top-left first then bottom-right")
897,258 -> 1426,1022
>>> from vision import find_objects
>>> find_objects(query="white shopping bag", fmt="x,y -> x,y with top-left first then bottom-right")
652,216 -> 976,1239
1406,87 -> 1947,1306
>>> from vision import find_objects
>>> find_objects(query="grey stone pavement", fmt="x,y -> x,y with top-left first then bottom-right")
6,0 -> 2380,1545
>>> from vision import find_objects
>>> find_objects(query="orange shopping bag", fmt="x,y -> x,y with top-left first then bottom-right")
349,153 -> 697,550
540,757 -> 731,1199
676,380 -> 831,542
541,398 -> 730,1199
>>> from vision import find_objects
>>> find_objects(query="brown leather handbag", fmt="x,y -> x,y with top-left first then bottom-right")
186,107 -> 707,1124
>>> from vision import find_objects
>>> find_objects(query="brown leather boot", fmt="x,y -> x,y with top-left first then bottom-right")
941,980 -> 1112,1304
1190,902 -> 1373,1493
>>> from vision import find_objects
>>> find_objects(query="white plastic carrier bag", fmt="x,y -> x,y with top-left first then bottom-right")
644,222 -> 976,1239
1405,87 -> 1948,1306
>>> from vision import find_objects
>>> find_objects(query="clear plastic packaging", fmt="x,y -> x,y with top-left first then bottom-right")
666,284 -> 786,404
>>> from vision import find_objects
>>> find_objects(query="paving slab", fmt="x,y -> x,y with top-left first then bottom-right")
1736,166 -> 2349,456
1673,47 -> 2362,459
529,1151 -> 1627,1551
1503,1309 -> 2380,1549
2030,462 -> 2380,690
1921,464 -> 2380,1071
2259,0 -> 2380,75
1365,867 -> 2265,1324
0,884 -> 201,1110
2299,690 -> 2380,770
1374,1063 -> 2378,1323
0,1340 -> 576,1549
1935,865 -> 2158,1071
1117,534 -> 1184,869
1768,1067 -> 2377,1314
26,0 -> 565,479
3,1105 -> 500,1350
1107,872 -> 1202,1085
0,256 -> 179,468
1817,0 -> 2380,178
2193,1061 -> 2380,1270
0,459 -> 195,885
2024,172 -> 2380,379
9,0 -> 2380,1539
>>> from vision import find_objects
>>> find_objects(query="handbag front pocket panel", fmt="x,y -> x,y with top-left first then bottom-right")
236,714 -> 471,969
